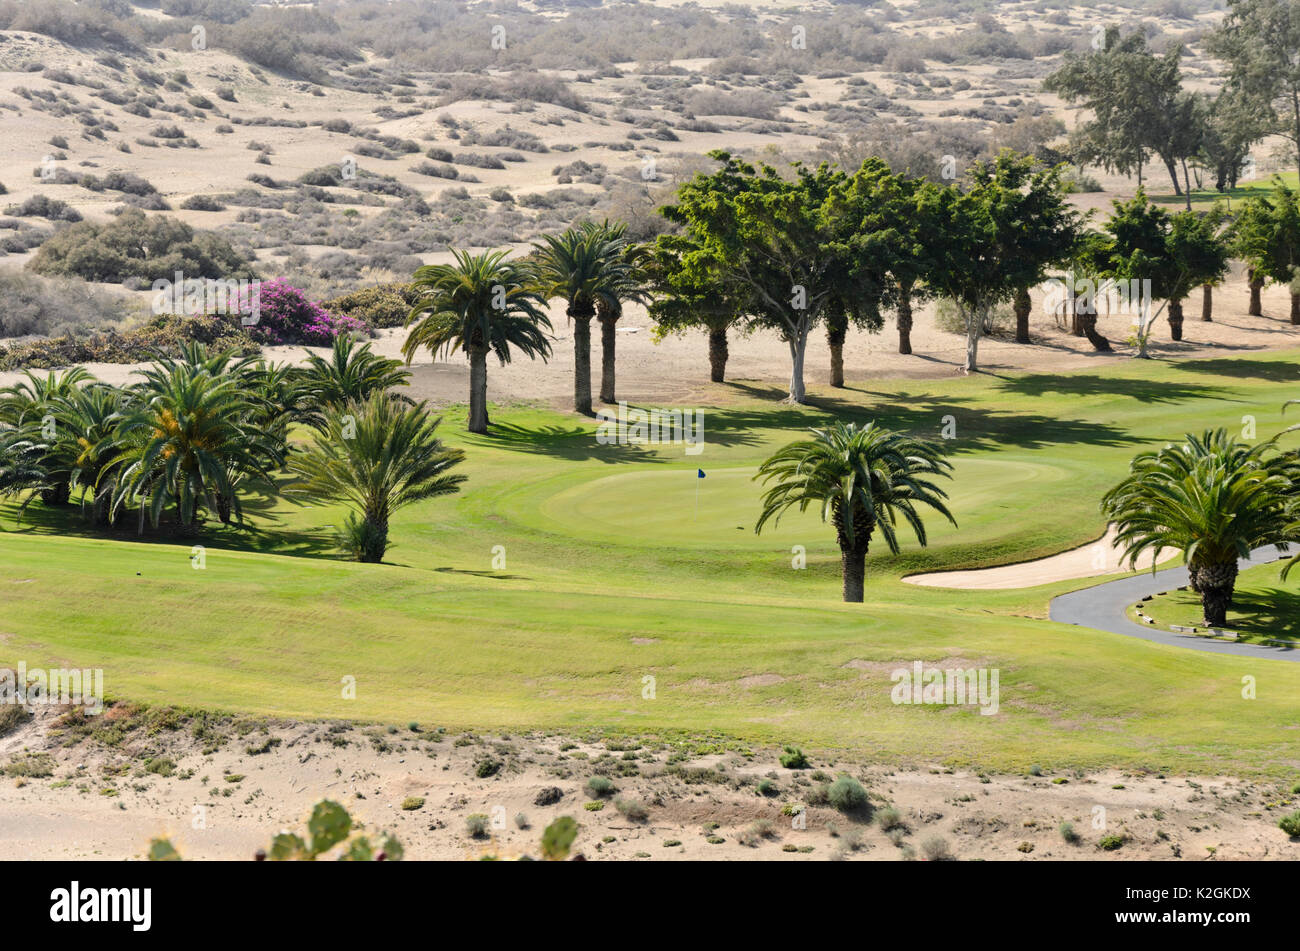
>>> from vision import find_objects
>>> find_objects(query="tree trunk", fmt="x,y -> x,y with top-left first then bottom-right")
1248,271 -> 1262,316
1181,158 -> 1192,211
598,314 -> 617,404
897,285 -> 913,355
827,325 -> 845,388
1013,285 -> 1031,344
786,327 -> 808,403
468,345 -> 488,434
360,510 -> 388,564
39,482 -> 70,506
1168,298 -> 1184,341
216,493 -> 232,524
1079,311 -> 1112,351
572,313 -> 593,416
1292,292 -> 1300,325
963,305 -> 983,373
707,325 -> 728,383
1163,156 -> 1183,195
1201,284 -> 1212,322
1198,560 -> 1237,628
1067,284 -> 1083,336
833,501 -> 873,603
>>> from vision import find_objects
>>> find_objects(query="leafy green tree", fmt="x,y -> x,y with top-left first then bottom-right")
754,420 -> 955,602
1207,0 -> 1300,181
403,249 -> 552,434
660,151 -> 876,403
926,153 -> 1078,372
646,236 -> 749,384
1232,180 -> 1300,324
532,226 -> 632,415
1101,429 -> 1297,627
287,393 -> 465,563
1045,26 -> 1197,195
1197,87 -> 1270,192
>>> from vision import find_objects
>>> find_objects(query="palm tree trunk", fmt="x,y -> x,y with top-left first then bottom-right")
1201,284 -> 1212,321
40,482 -> 70,506
361,510 -> 388,563
598,315 -> 617,404
897,285 -> 913,355
468,345 -> 489,434
1168,298 -> 1184,341
216,493 -> 232,524
1292,292 -> 1300,325
841,541 -> 866,603
707,325 -> 728,383
1013,285 -> 1031,344
1248,270 -> 1263,316
1198,560 -> 1237,628
572,314 -> 593,415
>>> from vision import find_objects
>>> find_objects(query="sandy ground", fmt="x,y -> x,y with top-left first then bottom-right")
6,268 -> 1299,411
906,527 -> 1178,589
0,704 -> 1293,861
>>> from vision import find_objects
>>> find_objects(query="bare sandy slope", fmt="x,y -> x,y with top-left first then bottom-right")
906,527 -> 1178,589
5,268 -> 1298,411
0,704 -> 1293,861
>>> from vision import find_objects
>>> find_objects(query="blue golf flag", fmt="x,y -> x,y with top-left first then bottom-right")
697,469 -> 705,478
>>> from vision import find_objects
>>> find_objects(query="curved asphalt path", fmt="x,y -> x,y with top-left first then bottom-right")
1049,545 -> 1299,662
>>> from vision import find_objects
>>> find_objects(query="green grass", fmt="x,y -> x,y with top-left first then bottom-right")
3,350 -> 1300,775
1131,562 -> 1300,645
1148,171 -> 1299,211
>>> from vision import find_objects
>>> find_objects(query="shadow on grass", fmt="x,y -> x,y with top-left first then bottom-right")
993,371 -> 1226,404
1226,587 -> 1300,643
1171,358 -> 1300,384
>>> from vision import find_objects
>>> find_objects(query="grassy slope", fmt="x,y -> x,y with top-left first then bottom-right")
3,350 -> 1299,775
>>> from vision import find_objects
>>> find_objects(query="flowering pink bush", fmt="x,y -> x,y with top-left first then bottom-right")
236,279 -> 370,345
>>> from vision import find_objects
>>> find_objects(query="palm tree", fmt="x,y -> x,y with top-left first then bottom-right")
50,383 -> 129,525
0,420 -> 50,519
287,393 -> 466,563
755,421 -> 955,602
1101,430 -> 1297,627
108,363 -> 282,531
299,335 -> 411,423
532,226 -> 630,415
403,249 -> 552,434
583,221 -> 650,405
0,367 -> 95,505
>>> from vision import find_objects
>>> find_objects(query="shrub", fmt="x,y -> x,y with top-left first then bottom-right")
400,796 -> 425,811
323,283 -> 418,329
474,757 -> 501,778
0,705 -> 31,738
1279,811 -> 1300,837
1059,821 -> 1080,844
614,797 -> 649,821
779,746 -> 809,769
1098,833 -> 1126,851
246,279 -> 369,346
179,195 -> 226,212
465,813 -> 490,837
875,807 -> 904,831
920,835 -> 953,861
5,194 -> 81,222
756,778 -> 778,797
827,774 -> 869,813
585,776 -> 616,798
0,312 -> 257,370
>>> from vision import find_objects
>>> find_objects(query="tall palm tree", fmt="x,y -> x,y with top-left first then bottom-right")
755,421 -> 955,602
532,226 -> 630,415
108,364 -> 282,531
1101,429 -> 1297,627
300,335 -> 411,424
403,249 -> 552,434
287,393 -> 466,563
0,420 -> 50,520
583,221 -> 650,405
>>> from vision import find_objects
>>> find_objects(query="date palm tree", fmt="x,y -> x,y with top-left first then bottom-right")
532,225 -> 631,415
1101,430 -> 1297,627
584,221 -> 650,405
0,367 -> 95,505
299,335 -> 412,424
0,420 -> 50,520
755,420 -> 955,602
403,249 -> 552,434
108,363 -> 282,531
50,383 -> 130,525
287,392 -> 466,563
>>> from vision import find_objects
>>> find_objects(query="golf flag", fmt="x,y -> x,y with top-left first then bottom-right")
697,469 -> 705,478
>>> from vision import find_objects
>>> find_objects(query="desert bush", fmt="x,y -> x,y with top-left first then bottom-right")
614,797 -> 649,821
465,814 -> 490,837
1278,811 -> 1300,837
0,313 -> 257,371
179,195 -> 226,212
412,161 -> 457,179
920,835 -> 953,861
247,279 -> 368,346
827,774 -> 869,813
0,268 -> 132,338
27,208 -> 254,284
779,746 -> 809,769
4,194 -> 81,222
323,282 -> 418,329
585,776 -> 616,798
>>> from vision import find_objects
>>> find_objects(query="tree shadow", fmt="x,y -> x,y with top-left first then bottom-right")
993,371 -> 1226,404
1172,358 -> 1300,384
432,567 -> 532,580
1225,586 -> 1300,644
